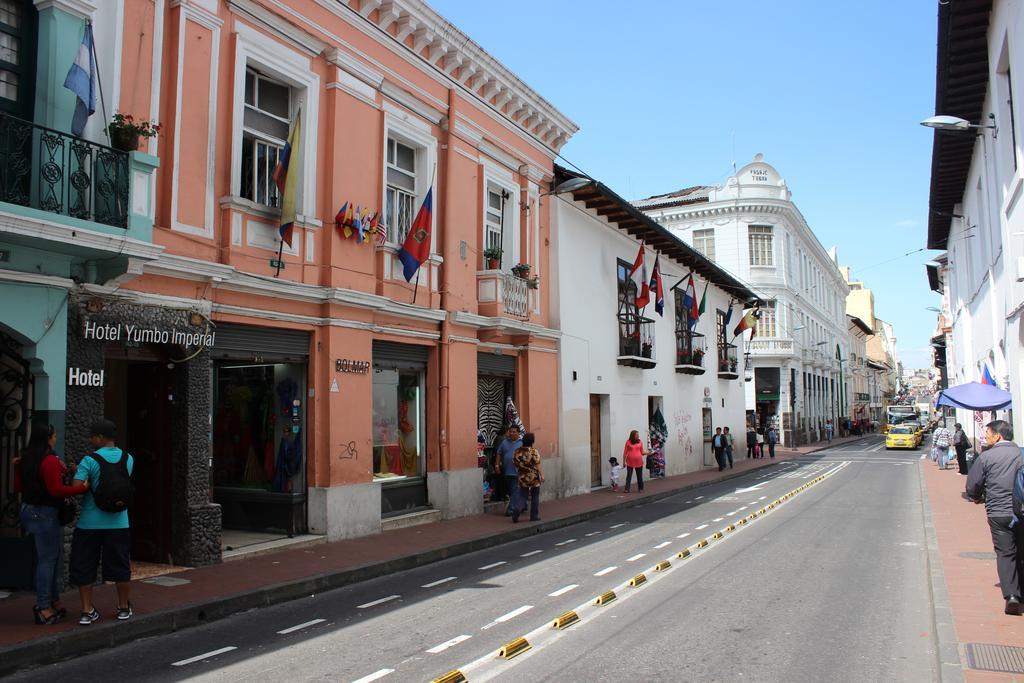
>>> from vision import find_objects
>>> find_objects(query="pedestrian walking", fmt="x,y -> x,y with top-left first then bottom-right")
766,426 -> 778,459
70,419 -> 135,625
953,422 -> 970,475
622,430 -> 648,492
756,430 -> 765,458
511,433 -> 543,523
723,427 -> 735,469
965,420 -> 1024,615
825,419 -> 834,444
495,425 -> 523,516
933,423 -> 953,470
746,427 -> 757,459
712,428 -> 725,471
15,423 -> 88,625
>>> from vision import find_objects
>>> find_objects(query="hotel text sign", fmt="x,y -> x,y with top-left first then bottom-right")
83,319 -> 216,348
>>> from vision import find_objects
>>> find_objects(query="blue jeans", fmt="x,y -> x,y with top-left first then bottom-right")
504,475 -> 520,514
20,504 -> 63,609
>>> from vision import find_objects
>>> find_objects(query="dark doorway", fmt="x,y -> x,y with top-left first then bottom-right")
104,357 -> 174,564
589,395 -> 602,487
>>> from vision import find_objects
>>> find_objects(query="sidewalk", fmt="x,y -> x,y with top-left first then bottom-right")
923,459 -> 1024,681
0,438 -> 843,675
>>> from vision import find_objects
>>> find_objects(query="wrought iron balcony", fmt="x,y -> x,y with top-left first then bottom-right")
477,270 -> 531,319
717,342 -> 739,379
0,111 -> 129,228
617,312 -> 656,369
675,328 -> 706,375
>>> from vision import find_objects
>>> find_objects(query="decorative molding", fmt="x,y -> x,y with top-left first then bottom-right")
170,0 -> 223,29
380,79 -> 445,125
227,0 -> 326,56
0,209 -> 164,261
33,0 -> 96,21
451,311 -> 559,340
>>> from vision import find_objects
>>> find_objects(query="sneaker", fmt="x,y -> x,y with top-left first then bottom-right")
1006,596 -> 1022,616
79,608 -> 100,625
117,603 -> 133,621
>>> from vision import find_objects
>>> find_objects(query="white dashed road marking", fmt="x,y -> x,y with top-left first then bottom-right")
653,541 -> 671,549
422,577 -> 457,588
426,635 -> 472,654
594,566 -> 617,576
478,561 -> 507,571
626,553 -> 646,562
555,539 -> 577,547
520,550 -> 543,558
548,584 -> 579,597
276,619 -> 325,635
610,523 -> 627,529
585,531 -> 601,537
171,647 -> 238,667
358,595 -> 400,609
696,524 -> 709,530
351,668 -> 395,683
482,605 -> 533,630
713,517 -> 724,522
677,532 -> 691,539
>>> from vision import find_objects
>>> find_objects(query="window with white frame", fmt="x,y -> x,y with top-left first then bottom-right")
484,185 -> 505,263
756,300 -> 777,338
749,225 -> 773,266
240,68 -> 291,208
385,137 -> 418,244
692,228 -> 715,261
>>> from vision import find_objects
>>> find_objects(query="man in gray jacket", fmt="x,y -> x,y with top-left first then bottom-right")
966,420 -> 1024,615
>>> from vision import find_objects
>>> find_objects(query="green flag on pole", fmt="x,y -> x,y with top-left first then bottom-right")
698,280 -> 709,316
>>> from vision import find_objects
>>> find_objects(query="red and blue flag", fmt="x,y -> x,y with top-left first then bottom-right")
398,187 -> 433,281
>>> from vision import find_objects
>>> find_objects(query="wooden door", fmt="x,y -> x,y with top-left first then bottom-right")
590,395 -> 602,486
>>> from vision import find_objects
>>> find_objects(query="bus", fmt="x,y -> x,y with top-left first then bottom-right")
886,405 -> 921,431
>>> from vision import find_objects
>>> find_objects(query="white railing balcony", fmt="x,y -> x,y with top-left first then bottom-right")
746,338 -> 795,356
477,270 -> 531,319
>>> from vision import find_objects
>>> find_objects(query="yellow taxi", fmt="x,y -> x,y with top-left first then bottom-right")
914,427 -> 925,446
885,425 -> 919,450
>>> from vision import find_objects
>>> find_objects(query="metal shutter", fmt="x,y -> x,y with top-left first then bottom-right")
477,351 -> 516,377
373,341 -> 429,370
213,323 -> 310,359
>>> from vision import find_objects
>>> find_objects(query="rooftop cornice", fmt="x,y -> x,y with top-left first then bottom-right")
313,0 -> 578,152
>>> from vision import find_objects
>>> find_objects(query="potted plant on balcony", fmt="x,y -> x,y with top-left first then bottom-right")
693,348 -> 705,366
107,113 -> 160,152
525,274 -> 540,289
641,341 -> 653,358
511,262 -> 531,278
483,247 -> 502,270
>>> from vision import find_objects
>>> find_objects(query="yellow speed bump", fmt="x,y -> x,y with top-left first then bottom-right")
737,518 -> 747,526
711,531 -> 724,540
695,539 -> 709,549
551,610 -> 580,630
655,560 -> 672,572
431,670 -> 468,683
758,508 -> 766,515
629,573 -> 648,587
595,590 -> 617,606
748,513 -> 758,521
725,524 -> 736,532
498,637 -> 532,660
677,548 -> 691,559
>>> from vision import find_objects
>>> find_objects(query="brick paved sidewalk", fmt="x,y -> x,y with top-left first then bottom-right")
0,439 -> 845,673
923,459 -> 1024,681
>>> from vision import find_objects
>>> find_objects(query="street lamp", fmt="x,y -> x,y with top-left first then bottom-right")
926,306 -> 941,313
543,177 -> 594,196
920,114 -> 997,135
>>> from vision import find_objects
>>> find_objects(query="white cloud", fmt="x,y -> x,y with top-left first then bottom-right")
894,219 -> 918,228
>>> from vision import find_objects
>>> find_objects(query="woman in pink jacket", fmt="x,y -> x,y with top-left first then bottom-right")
622,430 -> 649,493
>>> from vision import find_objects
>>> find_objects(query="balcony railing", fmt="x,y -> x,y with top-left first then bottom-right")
502,272 -> 529,319
746,338 -> 794,355
0,111 -> 129,228
717,342 -> 739,379
617,312 -> 656,369
675,329 -> 706,375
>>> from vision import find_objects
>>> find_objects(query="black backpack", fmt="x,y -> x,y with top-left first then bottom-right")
87,451 -> 134,513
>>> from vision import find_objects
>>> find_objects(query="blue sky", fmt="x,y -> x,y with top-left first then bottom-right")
430,0 -> 940,369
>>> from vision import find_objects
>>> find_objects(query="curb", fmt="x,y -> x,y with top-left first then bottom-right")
918,462 -> 964,683
1,453 -> 817,675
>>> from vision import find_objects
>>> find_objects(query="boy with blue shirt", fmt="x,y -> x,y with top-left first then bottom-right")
70,418 -> 134,625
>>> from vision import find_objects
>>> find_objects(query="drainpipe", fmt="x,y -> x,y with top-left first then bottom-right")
437,88 -> 457,473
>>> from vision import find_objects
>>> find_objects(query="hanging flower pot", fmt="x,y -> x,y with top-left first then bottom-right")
110,128 -> 140,152
106,112 -> 160,153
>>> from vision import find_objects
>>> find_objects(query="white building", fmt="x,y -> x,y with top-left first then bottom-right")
635,155 -> 850,445
550,167 -> 758,495
924,0 -> 1021,438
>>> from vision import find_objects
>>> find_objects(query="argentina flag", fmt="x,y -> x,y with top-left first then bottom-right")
63,23 -> 96,137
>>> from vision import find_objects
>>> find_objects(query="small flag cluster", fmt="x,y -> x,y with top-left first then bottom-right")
334,202 -> 385,245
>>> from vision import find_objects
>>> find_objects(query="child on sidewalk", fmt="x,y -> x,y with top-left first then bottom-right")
609,457 -> 622,492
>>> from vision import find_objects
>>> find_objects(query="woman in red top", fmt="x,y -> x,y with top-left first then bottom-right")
622,430 -> 649,493
16,423 -> 88,624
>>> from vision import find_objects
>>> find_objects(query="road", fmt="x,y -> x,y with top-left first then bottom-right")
10,437 -> 942,682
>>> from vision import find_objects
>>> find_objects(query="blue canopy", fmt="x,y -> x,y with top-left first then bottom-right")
936,381 -> 1012,411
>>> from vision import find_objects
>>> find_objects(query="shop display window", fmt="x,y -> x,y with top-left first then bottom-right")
372,368 -> 423,480
213,362 -> 306,492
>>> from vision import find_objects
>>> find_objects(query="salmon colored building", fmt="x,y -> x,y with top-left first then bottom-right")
0,0 -> 576,573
